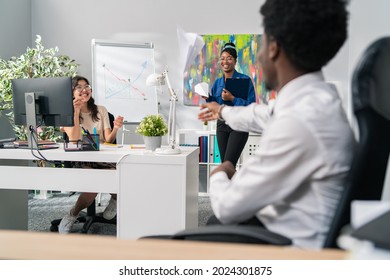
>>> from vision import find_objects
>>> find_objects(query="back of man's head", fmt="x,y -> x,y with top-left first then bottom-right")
260,0 -> 349,72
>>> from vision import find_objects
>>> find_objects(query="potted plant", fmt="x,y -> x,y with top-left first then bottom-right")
0,35 -> 79,198
135,114 -> 168,151
0,35 -> 79,141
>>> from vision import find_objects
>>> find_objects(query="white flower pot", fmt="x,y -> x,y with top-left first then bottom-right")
143,136 -> 162,151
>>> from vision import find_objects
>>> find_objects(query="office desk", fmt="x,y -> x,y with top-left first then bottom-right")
0,145 -> 199,239
0,230 -> 347,260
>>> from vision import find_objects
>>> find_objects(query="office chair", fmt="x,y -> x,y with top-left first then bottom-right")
143,37 -> 390,248
50,112 -> 117,233
324,36 -> 390,247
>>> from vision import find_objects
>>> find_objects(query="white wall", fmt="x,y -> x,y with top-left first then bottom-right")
31,0 -> 263,130
1,1 -> 389,201
0,0 -> 31,229
30,0 -> 349,131
10,0 -> 388,136
0,0 -> 31,60
28,0 -> 390,199
349,0 -> 390,71
0,0 -> 31,139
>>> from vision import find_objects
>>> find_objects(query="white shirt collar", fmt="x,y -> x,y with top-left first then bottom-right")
273,71 -> 325,114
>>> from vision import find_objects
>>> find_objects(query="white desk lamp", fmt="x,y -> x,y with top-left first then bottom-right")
146,67 -> 181,155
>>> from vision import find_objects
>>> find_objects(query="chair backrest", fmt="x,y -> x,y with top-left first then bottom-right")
107,112 -> 116,144
324,37 -> 390,248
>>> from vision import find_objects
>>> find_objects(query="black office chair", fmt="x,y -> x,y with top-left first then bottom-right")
50,112 -> 117,233
143,37 -> 390,248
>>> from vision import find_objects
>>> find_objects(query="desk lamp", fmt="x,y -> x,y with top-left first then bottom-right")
146,67 -> 181,154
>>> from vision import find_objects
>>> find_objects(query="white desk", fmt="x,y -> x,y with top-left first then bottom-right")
0,145 -> 199,239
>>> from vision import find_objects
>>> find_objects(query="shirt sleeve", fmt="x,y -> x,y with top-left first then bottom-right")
223,103 -> 270,134
209,116 -> 324,224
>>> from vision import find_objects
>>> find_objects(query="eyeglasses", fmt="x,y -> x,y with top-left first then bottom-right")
74,85 -> 92,92
219,56 -> 235,62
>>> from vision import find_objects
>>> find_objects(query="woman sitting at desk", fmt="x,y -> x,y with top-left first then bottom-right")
59,75 -> 124,234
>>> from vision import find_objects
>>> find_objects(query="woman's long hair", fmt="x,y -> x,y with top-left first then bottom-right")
72,75 -> 100,122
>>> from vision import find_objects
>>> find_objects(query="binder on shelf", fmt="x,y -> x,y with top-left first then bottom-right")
202,136 -> 208,163
198,136 -> 203,162
198,136 -> 208,163
213,135 -> 221,163
209,135 -> 214,163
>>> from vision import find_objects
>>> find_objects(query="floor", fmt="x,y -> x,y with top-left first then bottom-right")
28,191 -> 213,236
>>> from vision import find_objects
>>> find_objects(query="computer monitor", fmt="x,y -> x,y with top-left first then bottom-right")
12,76 -> 74,149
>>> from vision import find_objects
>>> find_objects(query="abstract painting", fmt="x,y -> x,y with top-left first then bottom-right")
183,34 -> 274,106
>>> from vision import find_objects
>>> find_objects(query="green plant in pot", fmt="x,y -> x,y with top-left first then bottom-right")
135,114 -> 168,151
0,35 -> 79,141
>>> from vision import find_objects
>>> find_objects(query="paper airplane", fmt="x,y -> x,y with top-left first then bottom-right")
194,82 -> 209,98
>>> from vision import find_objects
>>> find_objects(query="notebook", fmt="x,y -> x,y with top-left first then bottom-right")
224,78 -> 250,102
14,140 -> 57,146
351,210 -> 390,250
14,140 -> 59,150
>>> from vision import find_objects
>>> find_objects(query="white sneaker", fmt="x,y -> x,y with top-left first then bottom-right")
103,197 -> 117,220
58,211 -> 77,234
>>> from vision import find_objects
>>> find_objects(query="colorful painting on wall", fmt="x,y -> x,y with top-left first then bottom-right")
183,34 -> 274,106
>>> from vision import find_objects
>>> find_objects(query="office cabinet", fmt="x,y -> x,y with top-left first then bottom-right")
178,129 -> 261,193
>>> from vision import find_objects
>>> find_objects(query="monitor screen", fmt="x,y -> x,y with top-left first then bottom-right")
12,77 -> 74,127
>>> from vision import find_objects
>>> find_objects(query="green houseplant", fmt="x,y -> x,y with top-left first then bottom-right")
0,35 -> 79,141
135,114 -> 168,151
135,114 -> 168,137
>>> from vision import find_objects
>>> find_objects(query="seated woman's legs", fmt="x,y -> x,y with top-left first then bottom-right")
58,193 -> 117,234
72,192 -> 98,216
58,192 -> 97,234
103,193 -> 117,220
58,161 -> 118,234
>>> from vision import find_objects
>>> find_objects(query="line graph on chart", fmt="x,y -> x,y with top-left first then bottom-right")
92,41 -> 158,122
102,62 -> 148,100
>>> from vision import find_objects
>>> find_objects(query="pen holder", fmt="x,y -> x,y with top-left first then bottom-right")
64,134 -> 100,151
82,133 -> 99,151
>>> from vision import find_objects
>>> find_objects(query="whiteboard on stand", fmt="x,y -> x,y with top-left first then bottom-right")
92,39 -> 158,122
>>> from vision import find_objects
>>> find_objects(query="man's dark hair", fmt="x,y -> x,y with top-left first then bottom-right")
260,0 -> 349,72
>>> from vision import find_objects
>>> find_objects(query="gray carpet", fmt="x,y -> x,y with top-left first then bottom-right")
28,192 -> 213,235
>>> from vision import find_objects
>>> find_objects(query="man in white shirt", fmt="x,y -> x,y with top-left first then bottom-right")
198,0 -> 355,248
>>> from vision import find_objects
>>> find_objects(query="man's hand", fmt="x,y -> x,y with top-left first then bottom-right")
210,161 -> 236,179
198,102 -> 221,122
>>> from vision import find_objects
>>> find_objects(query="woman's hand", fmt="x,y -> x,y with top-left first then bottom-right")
73,96 -> 83,113
222,89 -> 234,102
114,115 -> 124,128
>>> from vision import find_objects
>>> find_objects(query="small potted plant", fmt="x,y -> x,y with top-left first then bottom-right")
135,114 -> 168,151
